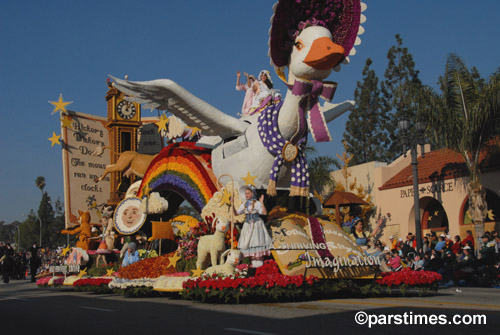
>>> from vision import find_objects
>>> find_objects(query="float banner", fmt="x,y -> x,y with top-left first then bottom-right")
62,111 -> 110,227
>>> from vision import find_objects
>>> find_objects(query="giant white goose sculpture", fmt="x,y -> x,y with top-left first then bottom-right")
111,0 -> 366,206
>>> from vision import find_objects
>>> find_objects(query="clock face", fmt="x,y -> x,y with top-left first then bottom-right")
116,100 -> 137,120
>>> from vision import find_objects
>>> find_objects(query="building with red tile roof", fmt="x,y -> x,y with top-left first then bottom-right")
330,142 -> 500,248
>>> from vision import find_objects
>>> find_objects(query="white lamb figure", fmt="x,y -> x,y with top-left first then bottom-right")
196,217 -> 229,270
204,249 -> 241,276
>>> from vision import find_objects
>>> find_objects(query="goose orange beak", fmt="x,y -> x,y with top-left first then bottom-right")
303,37 -> 345,70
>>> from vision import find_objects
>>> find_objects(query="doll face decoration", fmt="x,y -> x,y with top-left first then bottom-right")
122,206 -> 141,228
114,197 -> 146,235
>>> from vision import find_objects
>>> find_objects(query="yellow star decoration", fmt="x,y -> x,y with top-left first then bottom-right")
428,215 -> 433,221
177,223 -> 191,235
49,94 -> 72,115
105,268 -> 115,277
219,188 -> 232,207
60,115 -> 73,129
191,268 -> 205,277
77,267 -> 87,278
168,253 -> 181,268
241,171 -> 257,186
487,209 -> 495,221
156,114 -> 168,133
48,132 -> 61,147
60,245 -> 71,257
434,210 -> 439,216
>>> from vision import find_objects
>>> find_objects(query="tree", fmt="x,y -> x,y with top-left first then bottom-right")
303,145 -> 339,197
308,155 -> 340,196
330,141 -> 375,225
37,192 -> 55,247
35,176 -> 46,194
381,34 -> 422,161
344,58 -> 389,164
19,212 -> 39,250
422,54 -> 500,237
0,221 -> 16,242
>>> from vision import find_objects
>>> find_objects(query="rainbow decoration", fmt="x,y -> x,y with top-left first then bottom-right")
137,142 -> 217,213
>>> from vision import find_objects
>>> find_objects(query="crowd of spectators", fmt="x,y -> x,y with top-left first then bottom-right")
378,230 -> 500,286
0,242 -> 70,283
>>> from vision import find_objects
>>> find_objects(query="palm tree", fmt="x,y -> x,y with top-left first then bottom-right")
308,155 -> 341,196
35,176 -> 46,195
423,54 -> 500,236
35,176 -> 46,246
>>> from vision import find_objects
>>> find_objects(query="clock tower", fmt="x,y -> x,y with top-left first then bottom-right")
105,83 -> 142,205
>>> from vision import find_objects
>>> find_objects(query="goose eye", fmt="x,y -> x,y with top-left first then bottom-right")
295,41 -> 304,50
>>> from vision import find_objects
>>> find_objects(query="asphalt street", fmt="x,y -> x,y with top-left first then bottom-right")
0,280 -> 499,334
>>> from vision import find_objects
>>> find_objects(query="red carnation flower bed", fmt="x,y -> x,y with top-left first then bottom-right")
376,268 -> 442,287
73,277 -> 113,293
182,260 -> 318,302
118,253 -> 177,279
73,278 -> 113,287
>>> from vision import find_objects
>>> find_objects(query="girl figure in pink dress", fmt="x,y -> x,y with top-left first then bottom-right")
235,71 -> 256,117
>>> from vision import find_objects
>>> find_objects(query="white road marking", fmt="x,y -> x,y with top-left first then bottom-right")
0,295 -> 31,301
79,306 -> 114,312
224,328 -> 277,335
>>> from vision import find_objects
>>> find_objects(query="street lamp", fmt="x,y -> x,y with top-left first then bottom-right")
15,224 -> 20,252
398,119 -> 426,254
9,223 -> 21,252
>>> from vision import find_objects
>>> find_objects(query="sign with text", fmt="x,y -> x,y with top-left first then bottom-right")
400,181 -> 454,199
62,111 -> 110,226
271,216 -> 378,279
137,122 -> 163,155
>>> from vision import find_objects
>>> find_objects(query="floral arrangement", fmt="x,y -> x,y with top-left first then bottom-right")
138,143 -> 216,213
138,249 -> 158,259
140,192 -> 169,214
376,269 -> 442,296
177,221 -> 213,260
118,253 -> 178,279
88,263 -> 119,277
36,276 -> 52,287
109,277 -> 156,289
109,277 -> 157,297
73,278 -> 113,294
154,272 -> 192,292
50,277 -> 65,286
36,276 -> 66,287
177,218 -> 239,262
182,260 -> 319,303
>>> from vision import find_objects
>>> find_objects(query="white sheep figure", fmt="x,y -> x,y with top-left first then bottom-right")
204,249 -> 241,276
196,217 -> 229,270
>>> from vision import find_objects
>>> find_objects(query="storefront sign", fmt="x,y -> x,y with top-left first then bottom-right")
400,181 -> 454,198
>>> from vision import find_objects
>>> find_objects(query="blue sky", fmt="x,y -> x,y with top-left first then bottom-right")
1,0 -> 499,225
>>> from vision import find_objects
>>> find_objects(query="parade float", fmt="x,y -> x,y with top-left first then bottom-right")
39,0 -> 442,301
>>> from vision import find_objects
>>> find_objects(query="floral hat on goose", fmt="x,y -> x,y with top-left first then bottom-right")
269,0 -> 366,70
